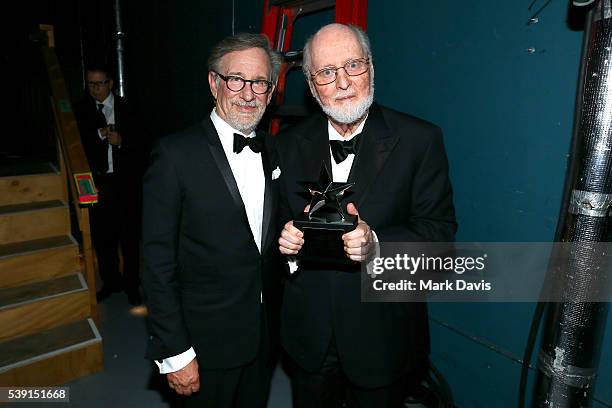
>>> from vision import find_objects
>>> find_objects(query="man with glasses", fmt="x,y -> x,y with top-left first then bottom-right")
74,65 -> 143,306
277,24 -> 457,407
142,33 -> 283,408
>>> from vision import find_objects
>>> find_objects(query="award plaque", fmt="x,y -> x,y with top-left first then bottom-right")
294,164 -> 358,264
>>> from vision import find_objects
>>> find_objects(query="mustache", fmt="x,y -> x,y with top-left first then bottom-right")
333,92 -> 356,100
232,100 -> 263,108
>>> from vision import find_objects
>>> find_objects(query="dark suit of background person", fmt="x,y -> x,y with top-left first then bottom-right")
142,33 -> 283,408
276,24 -> 457,408
74,67 -> 143,305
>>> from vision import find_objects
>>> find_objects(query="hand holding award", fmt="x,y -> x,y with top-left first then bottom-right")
293,164 -> 359,264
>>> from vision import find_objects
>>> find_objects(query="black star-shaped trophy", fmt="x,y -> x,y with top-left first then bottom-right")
294,164 -> 358,264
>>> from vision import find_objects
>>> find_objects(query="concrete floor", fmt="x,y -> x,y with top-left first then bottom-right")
10,293 -> 292,408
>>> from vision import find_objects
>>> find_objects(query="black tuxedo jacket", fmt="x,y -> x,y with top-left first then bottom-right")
142,118 -> 283,370
74,93 -> 142,183
276,103 -> 457,388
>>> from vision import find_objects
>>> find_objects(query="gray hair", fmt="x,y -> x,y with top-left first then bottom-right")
302,24 -> 372,79
208,33 -> 283,84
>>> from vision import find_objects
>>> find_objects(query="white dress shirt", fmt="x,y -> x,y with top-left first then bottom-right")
155,109 -> 265,374
211,109 -> 266,252
96,93 -> 116,173
288,115 -> 377,274
327,116 -> 367,182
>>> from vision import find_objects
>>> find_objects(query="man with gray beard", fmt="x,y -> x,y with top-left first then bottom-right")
277,24 -> 457,407
142,33 -> 283,407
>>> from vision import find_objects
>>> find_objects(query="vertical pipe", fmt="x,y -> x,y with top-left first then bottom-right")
77,1 -> 86,90
518,7 -> 594,406
114,0 -> 127,98
533,0 -> 612,406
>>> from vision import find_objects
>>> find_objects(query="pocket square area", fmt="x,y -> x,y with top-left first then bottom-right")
272,167 -> 281,180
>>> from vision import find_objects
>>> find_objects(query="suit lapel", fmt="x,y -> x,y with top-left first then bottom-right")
260,133 -> 275,252
201,118 -> 252,234
348,104 -> 398,207
299,113 -> 332,182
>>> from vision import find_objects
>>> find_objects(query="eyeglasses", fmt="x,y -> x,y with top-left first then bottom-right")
310,58 -> 370,86
214,72 -> 273,95
87,80 -> 110,88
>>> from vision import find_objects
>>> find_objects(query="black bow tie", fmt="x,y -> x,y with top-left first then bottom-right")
233,133 -> 263,154
330,137 -> 361,164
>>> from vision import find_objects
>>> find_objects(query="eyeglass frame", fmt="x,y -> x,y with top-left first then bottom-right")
87,79 -> 110,88
309,58 -> 371,86
213,71 -> 274,95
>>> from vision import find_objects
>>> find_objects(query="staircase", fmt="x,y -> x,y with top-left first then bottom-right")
0,162 -> 103,386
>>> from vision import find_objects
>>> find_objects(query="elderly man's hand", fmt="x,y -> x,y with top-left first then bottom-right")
167,358 -> 200,396
279,220 -> 304,255
342,203 -> 374,262
279,205 -> 310,255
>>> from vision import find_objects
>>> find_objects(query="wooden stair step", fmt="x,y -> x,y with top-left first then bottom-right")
0,167 -> 63,206
0,318 -> 103,386
0,275 -> 83,309
0,319 -> 97,368
0,200 -> 69,245
0,235 -> 79,289
0,274 -> 90,342
0,235 -> 74,258
0,162 -> 57,178
0,200 -> 66,215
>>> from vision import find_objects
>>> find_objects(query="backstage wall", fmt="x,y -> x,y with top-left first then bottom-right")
367,1 -> 612,407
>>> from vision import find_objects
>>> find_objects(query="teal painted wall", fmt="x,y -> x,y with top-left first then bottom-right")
365,2 -> 612,406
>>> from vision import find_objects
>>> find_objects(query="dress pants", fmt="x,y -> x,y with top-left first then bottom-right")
290,335 -> 421,408
90,173 -> 140,291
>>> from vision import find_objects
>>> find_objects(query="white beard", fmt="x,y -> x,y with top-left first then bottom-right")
226,100 -> 265,133
313,73 -> 375,125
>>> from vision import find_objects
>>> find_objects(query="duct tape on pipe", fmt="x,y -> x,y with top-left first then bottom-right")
537,350 -> 597,388
568,190 -> 612,217
594,0 -> 612,21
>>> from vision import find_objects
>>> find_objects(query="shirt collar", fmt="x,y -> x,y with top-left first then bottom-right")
100,92 -> 114,108
327,113 -> 368,141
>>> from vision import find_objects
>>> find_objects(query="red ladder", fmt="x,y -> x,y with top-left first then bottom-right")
261,0 -> 368,134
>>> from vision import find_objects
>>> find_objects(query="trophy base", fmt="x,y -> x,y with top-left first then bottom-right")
294,213 -> 358,264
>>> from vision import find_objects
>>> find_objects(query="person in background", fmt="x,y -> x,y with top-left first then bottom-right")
74,65 -> 143,306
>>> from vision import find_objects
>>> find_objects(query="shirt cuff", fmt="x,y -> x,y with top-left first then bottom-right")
97,128 -> 106,140
371,229 -> 380,258
154,347 -> 196,374
365,229 -> 381,275
288,257 -> 299,274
